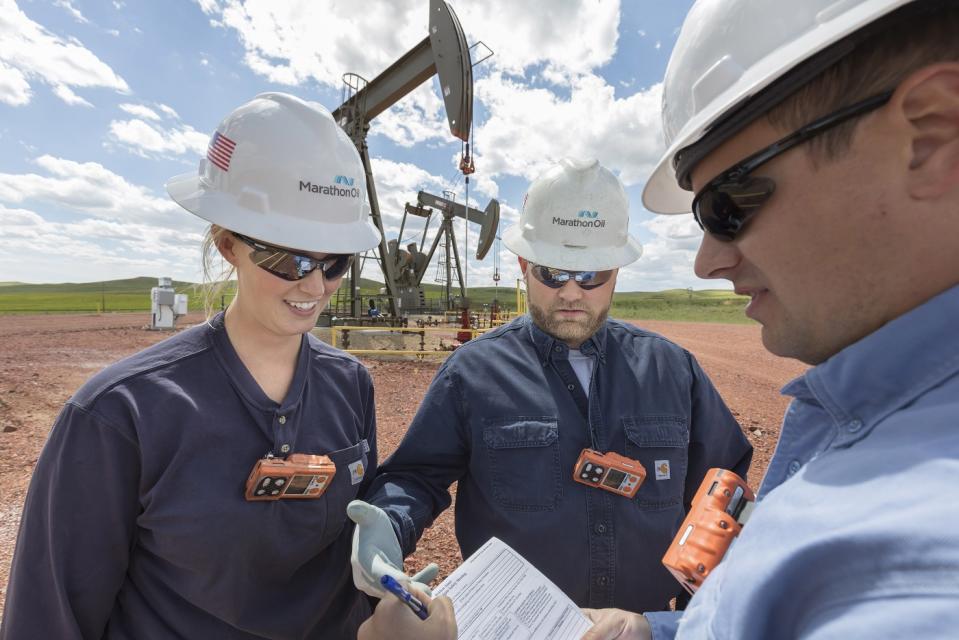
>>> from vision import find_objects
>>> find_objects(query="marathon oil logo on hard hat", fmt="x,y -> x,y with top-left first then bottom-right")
299,176 -> 361,199
552,209 -> 606,228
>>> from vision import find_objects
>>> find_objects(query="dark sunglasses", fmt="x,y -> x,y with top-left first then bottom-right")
233,233 -> 353,282
529,264 -> 614,290
692,90 -> 893,241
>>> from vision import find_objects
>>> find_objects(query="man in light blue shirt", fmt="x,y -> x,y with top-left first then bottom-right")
583,0 -> 959,638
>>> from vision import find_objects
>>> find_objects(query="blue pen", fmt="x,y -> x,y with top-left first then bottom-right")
380,574 -> 429,621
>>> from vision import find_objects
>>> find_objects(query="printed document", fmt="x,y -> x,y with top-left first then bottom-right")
434,537 -> 593,640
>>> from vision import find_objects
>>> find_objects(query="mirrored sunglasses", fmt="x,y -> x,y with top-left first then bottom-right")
529,264 -> 614,290
233,233 -> 353,282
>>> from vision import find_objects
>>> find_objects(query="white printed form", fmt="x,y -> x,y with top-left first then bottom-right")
434,537 -> 593,640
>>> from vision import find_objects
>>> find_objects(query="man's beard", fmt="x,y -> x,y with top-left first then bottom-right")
528,299 -> 609,347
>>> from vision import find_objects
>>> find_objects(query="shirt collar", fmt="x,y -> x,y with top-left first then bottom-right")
208,311 -> 310,412
524,314 -> 608,364
782,284 -> 959,447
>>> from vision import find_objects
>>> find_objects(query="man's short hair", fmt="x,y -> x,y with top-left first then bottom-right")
767,1 -> 959,160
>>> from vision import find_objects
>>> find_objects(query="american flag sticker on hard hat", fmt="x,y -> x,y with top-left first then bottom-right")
207,131 -> 236,171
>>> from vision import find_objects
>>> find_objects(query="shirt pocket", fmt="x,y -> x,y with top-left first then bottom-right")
314,439 -> 370,549
482,417 -> 561,512
623,416 -> 689,510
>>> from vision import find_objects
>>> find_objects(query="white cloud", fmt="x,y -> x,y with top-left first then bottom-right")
194,0 -> 220,15
473,73 -> 664,189
368,157 -> 449,234
615,213 -> 714,291
0,155 -> 182,225
193,0 -> 623,150
119,102 -> 162,121
157,103 -> 179,119
0,202 -> 208,283
107,103 -> 209,158
196,0 -> 621,83
0,0 -> 129,106
107,119 -> 209,158
196,0 -> 427,87
0,59 -> 31,106
192,0 -> 660,189
53,0 -> 88,24
370,82 -> 449,147
0,203 -> 44,226
455,1 -> 621,82
51,83 -> 92,107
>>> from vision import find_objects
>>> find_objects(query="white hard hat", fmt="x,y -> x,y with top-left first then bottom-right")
503,158 -> 642,271
167,92 -> 381,253
642,0 -> 919,215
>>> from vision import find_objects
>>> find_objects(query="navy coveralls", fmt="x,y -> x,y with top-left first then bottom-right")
1,314 -> 376,639
367,315 -> 752,613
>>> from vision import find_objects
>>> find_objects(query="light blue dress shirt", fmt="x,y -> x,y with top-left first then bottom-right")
646,284 -> 959,639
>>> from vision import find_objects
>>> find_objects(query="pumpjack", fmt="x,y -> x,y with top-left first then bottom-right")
332,0 -> 490,318
388,190 -> 499,311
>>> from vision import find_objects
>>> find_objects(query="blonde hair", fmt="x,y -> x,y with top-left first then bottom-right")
200,224 -> 236,319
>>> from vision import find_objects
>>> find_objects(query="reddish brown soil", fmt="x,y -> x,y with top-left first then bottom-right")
0,313 -> 807,616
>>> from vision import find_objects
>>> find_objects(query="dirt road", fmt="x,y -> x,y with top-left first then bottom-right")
0,313 -> 806,617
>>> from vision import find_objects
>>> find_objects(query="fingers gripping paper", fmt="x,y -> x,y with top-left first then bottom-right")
434,537 -> 593,640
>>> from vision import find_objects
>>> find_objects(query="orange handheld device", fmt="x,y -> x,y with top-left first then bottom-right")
662,468 -> 755,594
245,453 -> 337,501
573,449 -> 646,498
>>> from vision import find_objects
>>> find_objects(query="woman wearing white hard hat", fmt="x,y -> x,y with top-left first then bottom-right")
0,93 -> 396,639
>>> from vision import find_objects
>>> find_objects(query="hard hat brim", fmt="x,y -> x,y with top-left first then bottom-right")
642,160 -> 695,215
166,172 -> 382,254
502,223 -> 643,272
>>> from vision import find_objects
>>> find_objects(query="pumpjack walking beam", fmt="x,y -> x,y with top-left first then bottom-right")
413,190 -> 499,297
332,0 -> 473,317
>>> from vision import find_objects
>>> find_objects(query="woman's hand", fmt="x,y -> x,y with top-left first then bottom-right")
358,590 -> 457,640
580,608 -> 652,640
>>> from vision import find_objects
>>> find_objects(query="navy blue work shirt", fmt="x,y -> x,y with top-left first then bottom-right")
367,315 -> 752,613
1,313 -> 376,640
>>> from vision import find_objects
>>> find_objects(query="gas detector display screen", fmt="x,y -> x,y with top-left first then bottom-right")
602,468 -> 627,489
284,475 -> 314,495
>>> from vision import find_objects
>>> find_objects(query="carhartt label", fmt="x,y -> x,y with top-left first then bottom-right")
655,460 -> 671,481
349,460 -> 365,485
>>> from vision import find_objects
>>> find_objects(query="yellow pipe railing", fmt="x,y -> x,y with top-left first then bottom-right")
326,325 -> 487,357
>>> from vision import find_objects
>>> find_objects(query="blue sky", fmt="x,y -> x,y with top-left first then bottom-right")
0,0 -> 712,291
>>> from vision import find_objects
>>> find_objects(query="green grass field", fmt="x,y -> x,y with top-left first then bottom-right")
0,277 -> 752,324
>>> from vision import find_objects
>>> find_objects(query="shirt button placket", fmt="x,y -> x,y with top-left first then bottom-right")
277,414 -> 289,454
